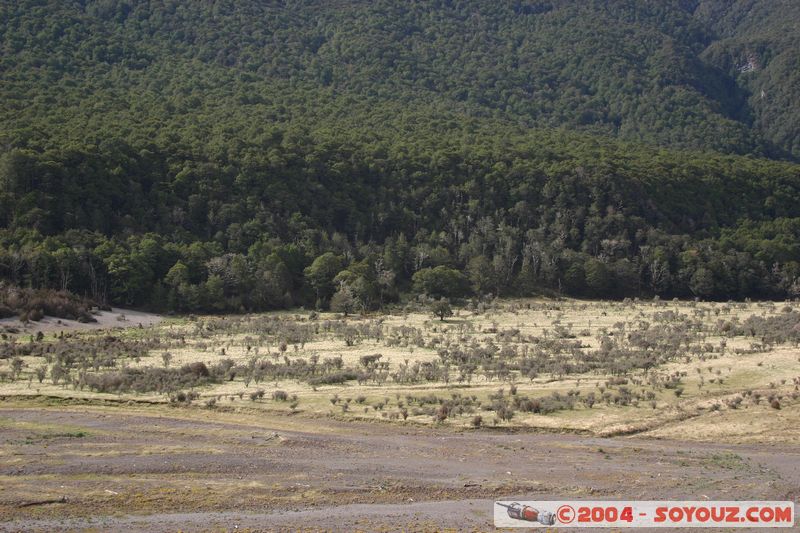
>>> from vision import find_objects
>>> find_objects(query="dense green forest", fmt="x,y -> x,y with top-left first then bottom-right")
1,0 -> 800,314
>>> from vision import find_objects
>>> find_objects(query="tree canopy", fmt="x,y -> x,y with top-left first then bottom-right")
1,1 -> 800,312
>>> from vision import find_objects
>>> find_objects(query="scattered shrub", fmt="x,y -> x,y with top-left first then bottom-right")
272,390 -> 288,401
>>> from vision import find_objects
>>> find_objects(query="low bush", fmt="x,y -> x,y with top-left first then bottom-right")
272,390 -> 288,401
308,370 -> 359,386
0,284 -> 98,322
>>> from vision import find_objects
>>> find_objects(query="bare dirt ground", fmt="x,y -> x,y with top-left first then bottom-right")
1,401 -> 798,532
1,300 -> 798,530
0,308 -> 162,335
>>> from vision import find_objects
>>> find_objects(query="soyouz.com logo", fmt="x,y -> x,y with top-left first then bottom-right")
494,501 -> 796,528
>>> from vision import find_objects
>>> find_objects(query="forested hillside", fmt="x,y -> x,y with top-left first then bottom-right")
1,0 -> 800,313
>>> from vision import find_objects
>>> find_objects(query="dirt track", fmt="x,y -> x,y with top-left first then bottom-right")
1,404 -> 798,532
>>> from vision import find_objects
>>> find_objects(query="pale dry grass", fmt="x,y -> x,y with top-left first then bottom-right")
2,298 -> 798,443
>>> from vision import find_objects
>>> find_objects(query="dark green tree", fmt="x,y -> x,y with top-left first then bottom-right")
431,298 -> 453,321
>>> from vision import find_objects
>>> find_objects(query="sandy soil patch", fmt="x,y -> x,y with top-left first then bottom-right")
0,308 -> 163,335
